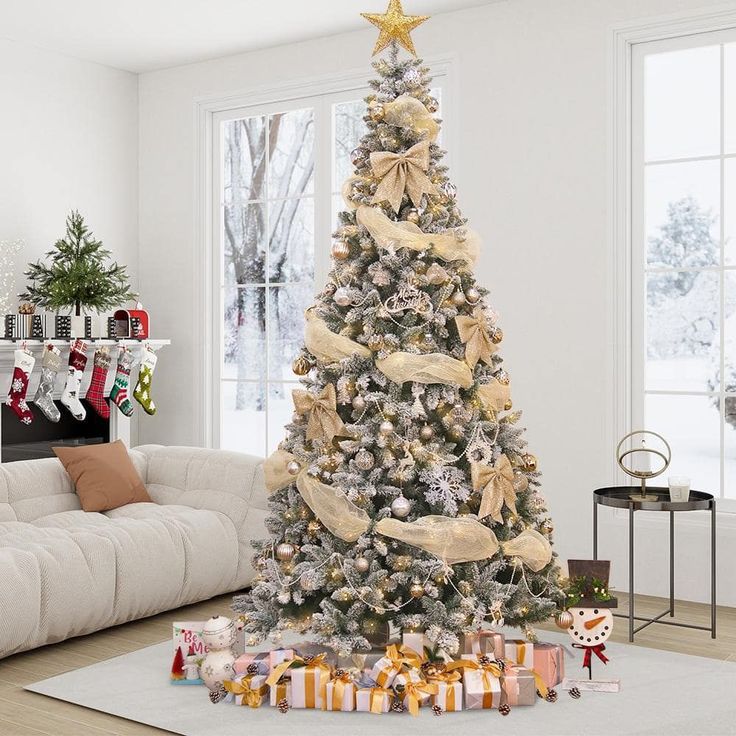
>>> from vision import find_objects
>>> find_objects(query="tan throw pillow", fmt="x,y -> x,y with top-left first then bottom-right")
53,440 -> 151,512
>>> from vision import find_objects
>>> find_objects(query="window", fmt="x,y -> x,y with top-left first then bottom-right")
631,30 -> 736,501
209,77 -> 447,457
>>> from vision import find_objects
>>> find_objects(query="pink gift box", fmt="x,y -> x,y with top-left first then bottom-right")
459,630 -> 505,660
533,643 -> 565,688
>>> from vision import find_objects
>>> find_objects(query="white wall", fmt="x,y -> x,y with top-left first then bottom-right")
138,0 -> 735,606
0,40 -> 140,439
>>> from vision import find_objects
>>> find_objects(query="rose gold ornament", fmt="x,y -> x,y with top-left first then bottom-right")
451,290 -> 466,307
286,460 -> 300,476
465,286 -> 480,304
331,241 -> 350,260
276,543 -> 296,561
419,424 -> 434,442
555,610 -> 574,630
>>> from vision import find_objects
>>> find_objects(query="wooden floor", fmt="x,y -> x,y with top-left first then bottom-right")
0,592 -> 733,735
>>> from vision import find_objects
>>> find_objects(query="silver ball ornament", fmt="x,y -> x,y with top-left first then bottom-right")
334,287 -> 352,307
465,287 -> 481,304
390,496 -> 411,518
355,556 -> 370,573
419,424 -> 434,442
352,395 -> 366,412
379,420 -> 394,436
286,460 -> 300,476
451,290 -> 466,307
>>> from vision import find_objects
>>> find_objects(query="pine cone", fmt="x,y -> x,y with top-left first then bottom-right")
498,703 -> 511,716
334,668 -> 347,678
208,685 -> 227,704
494,658 -> 506,672
478,655 -> 492,666
246,663 -> 259,675
277,697 -> 290,713
545,689 -> 558,703
432,704 -> 443,716
390,700 -> 406,713
569,687 -> 581,699
302,654 -> 315,664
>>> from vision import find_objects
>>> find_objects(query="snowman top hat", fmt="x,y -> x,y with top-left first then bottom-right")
567,559 -> 618,609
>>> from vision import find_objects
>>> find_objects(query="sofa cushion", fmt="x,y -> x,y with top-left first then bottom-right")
53,441 -> 151,512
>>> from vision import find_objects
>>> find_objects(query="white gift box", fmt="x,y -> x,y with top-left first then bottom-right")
324,680 -> 356,711
401,631 -> 425,657
504,639 -> 534,669
369,654 -> 402,688
460,657 -> 502,710
432,681 -> 463,712
289,665 -> 328,709
356,687 -> 392,713
269,679 -> 291,707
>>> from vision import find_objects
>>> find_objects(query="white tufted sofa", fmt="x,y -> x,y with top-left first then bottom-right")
0,445 -> 268,659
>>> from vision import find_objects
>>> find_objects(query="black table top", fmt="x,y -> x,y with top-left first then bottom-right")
593,486 -> 714,512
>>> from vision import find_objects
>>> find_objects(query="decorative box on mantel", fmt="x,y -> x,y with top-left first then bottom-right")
0,339 -> 170,463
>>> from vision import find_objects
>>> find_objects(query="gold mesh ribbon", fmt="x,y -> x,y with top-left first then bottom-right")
292,384 -> 350,443
304,308 -> 372,362
356,205 -> 479,271
370,140 -> 438,212
374,515 -> 500,564
477,378 -> 511,414
401,680 -> 439,716
264,449 -> 298,493
223,676 -> 268,707
376,352 -> 473,389
500,529 -> 552,572
455,307 -> 497,369
296,472 -> 371,542
471,455 -> 517,523
383,95 -> 439,142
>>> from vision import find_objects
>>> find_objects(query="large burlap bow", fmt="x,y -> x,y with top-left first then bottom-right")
292,384 -> 350,443
376,351 -> 473,388
477,378 -> 511,415
223,676 -> 268,707
304,308 -> 371,363
370,140 -> 438,212
455,307 -> 497,369
471,454 -> 517,523
356,205 -> 479,271
383,95 -> 439,142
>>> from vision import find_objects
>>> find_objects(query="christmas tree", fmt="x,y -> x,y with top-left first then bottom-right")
233,1 -> 562,655
20,210 -> 135,316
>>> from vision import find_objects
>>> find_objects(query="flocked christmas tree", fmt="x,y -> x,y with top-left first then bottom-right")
234,1 -> 563,655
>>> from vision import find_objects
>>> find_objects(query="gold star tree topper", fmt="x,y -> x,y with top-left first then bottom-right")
361,0 -> 429,57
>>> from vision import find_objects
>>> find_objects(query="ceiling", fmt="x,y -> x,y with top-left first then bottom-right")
0,0 -> 497,74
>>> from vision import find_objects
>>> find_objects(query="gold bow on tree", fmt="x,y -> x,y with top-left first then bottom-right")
471,454 -> 517,523
292,384 -> 350,443
370,140 -> 438,213
455,306 -> 498,369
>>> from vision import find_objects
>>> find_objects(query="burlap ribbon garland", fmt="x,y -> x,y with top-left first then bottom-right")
262,452 -> 552,569
471,454 -> 517,523
292,384 -> 350,443
477,378 -> 511,414
356,205 -> 479,271
304,308 -> 371,362
223,675 -> 268,707
370,140 -> 438,212
376,352 -> 473,389
383,95 -> 439,142
455,307 -> 497,369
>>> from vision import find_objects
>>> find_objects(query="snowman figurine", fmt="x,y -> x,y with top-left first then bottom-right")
200,615 -> 242,691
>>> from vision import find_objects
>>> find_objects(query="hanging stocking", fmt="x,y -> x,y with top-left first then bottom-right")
110,347 -> 135,417
133,345 -> 157,416
33,342 -> 62,422
6,348 -> 35,425
61,339 -> 88,421
86,347 -> 111,419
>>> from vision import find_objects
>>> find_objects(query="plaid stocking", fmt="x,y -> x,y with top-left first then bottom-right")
110,348 -> 135,417
133,346 -> 157,416
61,339 -> 88,421
33,343 -> 62,422
86,347 -> 111,419
6,349 -> 35,425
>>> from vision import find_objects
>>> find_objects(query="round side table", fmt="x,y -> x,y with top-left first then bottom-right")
593,486 -> 716,642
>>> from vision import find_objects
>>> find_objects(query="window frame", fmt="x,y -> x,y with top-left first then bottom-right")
195,59 -> 454,455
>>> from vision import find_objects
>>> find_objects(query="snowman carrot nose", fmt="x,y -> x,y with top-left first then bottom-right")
584,615 -> 607,630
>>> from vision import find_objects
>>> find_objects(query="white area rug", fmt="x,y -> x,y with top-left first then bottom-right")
25,629 -> 736,736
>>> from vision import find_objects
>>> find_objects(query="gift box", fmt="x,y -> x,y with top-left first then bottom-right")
294,642 -> 338,669
504,639 -> 534,670
289,659 -> 332,709
234,651 -> 269,676
457,656 -> 502,710
223,674 -> 269,707
533,643 -> 565,688
356,686 -> 393,713
323,673 -> 357,711
269,678 -> 291,707
268,648 -> 296,674
368,644 -> 419,688
430,677 -> 463,712
501,665 -> 536,706
401,630 -> 425,656
459,630 -> 505,660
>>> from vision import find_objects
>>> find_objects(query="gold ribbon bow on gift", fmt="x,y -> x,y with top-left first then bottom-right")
370,140 -> 438,213
367,687 -> 394,714
223,676 -> 268,708
471,454 -> 517,523
374,644 -> 422,687
425,669 -> 461,712
447,658 -> 503,709
321,669 -> 354,711
292,384 -> 350,443
401,680 -> 439,716
455,307 -> 498,369
266,653 -> 332,709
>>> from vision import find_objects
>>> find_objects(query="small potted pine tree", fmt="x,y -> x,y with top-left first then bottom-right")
20,210 -> 136,336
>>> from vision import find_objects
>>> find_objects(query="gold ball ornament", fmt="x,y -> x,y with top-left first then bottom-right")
427,97 -> 439,113
276,543 -> 296,561
307,520 -> 321,537
393,555 -> 412,571
419,424 -> 434,442
355,556 -> 370,573
286,460 -> 301,476
292,356 -> 311,376
491,327 -> 504,344
465,287 -> 481,304
504,400 -> 513,411
367,334 -> 384,351
369,102 -> 386,121
405,209 -> 420,224
522,454 -> 538,472
451,290 -> 466,307
555,610 -> 574,630
331,241 -> 350,260
409,582 -> 425,599
512,470 -> 529,492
